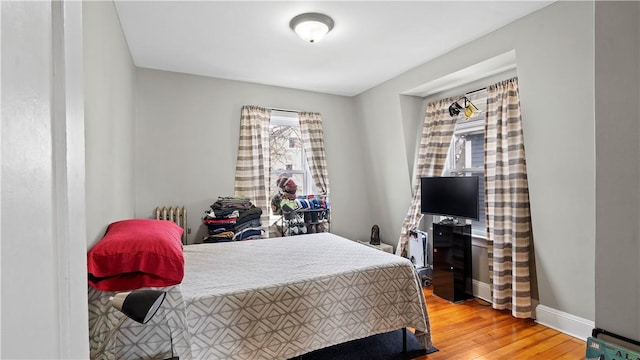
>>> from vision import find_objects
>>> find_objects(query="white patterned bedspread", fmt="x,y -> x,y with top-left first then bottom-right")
88,233 -> 432,360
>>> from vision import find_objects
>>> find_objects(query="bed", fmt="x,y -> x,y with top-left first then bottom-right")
88,221 -> 432,360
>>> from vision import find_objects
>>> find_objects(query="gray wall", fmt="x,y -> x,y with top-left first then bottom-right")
354,1 -> 596,321
134,69 -> 372,244
2,1 -> 88,358
84,0 -> 137,247
595,1 -> 640,341
10,0 -> 634,357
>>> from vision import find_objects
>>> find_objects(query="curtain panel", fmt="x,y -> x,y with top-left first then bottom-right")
234,105 -> 271,235
485,77 -> 533,318
396,98 -> 458,257
299,112 -> 330,197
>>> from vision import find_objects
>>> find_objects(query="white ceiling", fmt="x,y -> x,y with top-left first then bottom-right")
114,1 -> 554,96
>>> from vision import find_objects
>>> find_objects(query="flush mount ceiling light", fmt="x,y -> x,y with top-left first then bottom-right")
290,13 -> 334,43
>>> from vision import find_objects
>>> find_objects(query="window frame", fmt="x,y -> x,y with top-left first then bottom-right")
442,92 -> 487,237
269,114 -> 316,208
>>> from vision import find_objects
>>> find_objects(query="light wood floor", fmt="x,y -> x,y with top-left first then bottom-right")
415,287 -> 586,359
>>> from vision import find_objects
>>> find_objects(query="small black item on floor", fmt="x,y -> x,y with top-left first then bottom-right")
290,329 -> 438,360
370,224 -> 381,245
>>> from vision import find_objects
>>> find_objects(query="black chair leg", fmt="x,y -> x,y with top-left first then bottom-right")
402,327 -> 407,353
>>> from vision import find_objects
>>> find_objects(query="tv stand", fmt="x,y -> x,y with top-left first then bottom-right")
432,223 -> 473,303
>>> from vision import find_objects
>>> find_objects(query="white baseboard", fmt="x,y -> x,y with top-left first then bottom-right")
535,304 -> 594,341
472,280 -> 539,310
472,279 -> 492,302
471,280 -> 590,340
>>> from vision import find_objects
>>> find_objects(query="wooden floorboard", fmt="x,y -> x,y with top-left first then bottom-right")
415,287 -> 586,359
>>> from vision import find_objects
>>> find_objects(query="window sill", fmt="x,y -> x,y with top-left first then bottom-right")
471,233 -> 488,248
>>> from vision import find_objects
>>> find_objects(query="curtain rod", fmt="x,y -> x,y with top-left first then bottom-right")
461,74 -> 518,97
451,87 -> 486,104
451,87 -> 486,103
465,87 -> 486,96
266,106 -> 299,114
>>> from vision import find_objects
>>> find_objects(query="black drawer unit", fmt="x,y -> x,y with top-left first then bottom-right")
432,223 -> 473,303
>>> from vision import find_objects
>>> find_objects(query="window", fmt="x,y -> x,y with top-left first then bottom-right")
269,113 -> 316,215
444,90 -> 487,237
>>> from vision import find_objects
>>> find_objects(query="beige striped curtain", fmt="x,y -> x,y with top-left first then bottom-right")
485,78 -> 533,318
234,105 -> 271,234
299,112 -> 330,196
396,98 -> 458,257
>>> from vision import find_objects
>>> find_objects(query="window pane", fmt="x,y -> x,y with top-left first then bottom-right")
468,133 -> 484,168
453,135 -> 467,169
270,125 -> 303,172
452,132 -> 484,169
269,116 -> 317,217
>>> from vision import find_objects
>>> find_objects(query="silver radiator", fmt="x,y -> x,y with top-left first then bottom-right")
154,206 -> 188,245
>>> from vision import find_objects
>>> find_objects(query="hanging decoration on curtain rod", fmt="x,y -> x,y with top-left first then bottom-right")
448,97 -> 480,119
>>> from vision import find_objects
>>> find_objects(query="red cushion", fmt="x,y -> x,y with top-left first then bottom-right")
88,219 -> 184,291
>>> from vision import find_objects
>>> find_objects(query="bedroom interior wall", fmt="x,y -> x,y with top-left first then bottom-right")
2,1 -> 88,357
134,69 -> 372,244
595,1 -> 640,341
354,0 -> 596,324
84,0 -> 138,247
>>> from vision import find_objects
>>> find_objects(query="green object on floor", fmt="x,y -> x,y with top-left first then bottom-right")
586,336 -> 640,360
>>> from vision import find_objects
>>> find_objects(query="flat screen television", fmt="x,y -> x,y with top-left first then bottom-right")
420,176 -> 479,221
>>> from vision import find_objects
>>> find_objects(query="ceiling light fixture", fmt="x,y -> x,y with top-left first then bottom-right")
290,13 -> 334,43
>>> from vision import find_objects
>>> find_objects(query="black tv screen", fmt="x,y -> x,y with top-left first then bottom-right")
420,176 -> 479,220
